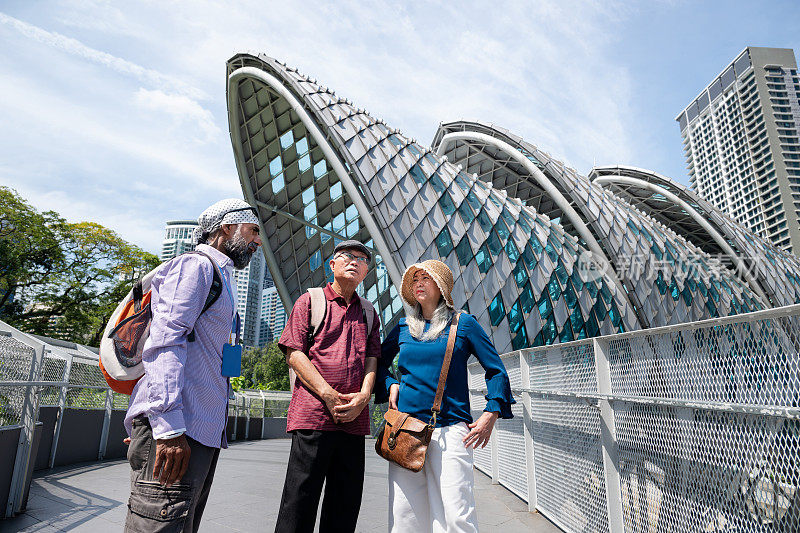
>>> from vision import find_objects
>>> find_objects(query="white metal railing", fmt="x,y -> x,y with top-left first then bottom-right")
469,303 -> 800,533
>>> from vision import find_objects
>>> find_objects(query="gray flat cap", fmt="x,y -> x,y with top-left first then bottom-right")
333,240 -> 371,262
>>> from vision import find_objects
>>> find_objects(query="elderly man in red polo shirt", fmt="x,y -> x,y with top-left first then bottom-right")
275,239 -> 381,533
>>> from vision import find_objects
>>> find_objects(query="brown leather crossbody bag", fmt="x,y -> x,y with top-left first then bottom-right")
375,313 -> 460,472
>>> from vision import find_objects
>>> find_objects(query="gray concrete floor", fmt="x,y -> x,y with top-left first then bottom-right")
1,439 -> 560,532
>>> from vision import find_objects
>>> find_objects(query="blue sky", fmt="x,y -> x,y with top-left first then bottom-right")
1,1 -> 798,255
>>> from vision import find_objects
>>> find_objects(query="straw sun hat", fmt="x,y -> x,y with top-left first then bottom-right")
401,260 -> 455,309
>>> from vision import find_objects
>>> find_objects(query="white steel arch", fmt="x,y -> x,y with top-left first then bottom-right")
436,130 -> 639,325
593,175 -> 770,307
227,66 -> 404,310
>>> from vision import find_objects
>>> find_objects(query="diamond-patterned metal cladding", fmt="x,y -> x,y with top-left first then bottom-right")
589,165 -> 800,309
227,54 -> 638,354
432,121 -> 774,329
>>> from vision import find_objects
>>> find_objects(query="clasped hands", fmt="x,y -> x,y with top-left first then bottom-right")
323,388 -> 370,423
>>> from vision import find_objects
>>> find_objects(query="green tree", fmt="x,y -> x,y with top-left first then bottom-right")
231,343 -> 290,391
0,186 -> 159,345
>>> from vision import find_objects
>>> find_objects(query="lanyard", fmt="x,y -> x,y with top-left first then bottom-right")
211,257 -> 240,345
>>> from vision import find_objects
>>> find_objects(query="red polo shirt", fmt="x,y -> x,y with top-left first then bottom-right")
279,283 -> 381,435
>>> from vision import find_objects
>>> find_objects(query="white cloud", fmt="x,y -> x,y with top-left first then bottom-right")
133,88 -> 222,143
0,1 -> 643,251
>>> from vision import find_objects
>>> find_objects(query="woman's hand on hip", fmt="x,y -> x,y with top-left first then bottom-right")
463,411 -> 499,449
388,383 -> 399,410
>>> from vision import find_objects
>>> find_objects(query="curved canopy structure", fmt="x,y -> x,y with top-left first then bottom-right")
432,121 -> 768,326
226,53 -> 800,353
590,165 -> 800,308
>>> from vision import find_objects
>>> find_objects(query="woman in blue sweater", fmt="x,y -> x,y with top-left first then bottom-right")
376,260 -> 515,532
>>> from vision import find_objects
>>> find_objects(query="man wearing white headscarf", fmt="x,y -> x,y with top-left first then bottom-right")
124,198 -> 262,532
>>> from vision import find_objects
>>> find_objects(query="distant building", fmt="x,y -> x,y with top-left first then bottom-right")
676,47 -> 800,254
233,250 -> 267,347
161,220 -> 198,260
260,286 -> 286,344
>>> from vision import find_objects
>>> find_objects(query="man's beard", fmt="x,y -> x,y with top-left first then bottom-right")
224,229 -> 257,269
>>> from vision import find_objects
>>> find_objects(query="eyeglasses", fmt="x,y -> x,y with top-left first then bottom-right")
336,252 -> 369,265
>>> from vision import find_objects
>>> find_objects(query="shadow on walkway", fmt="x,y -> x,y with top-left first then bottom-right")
1,439 -> 560,532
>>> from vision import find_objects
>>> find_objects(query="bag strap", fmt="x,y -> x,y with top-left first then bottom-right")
307,287 -> 327,341
359,296 -> 376,336
184,250 -> 224,343
430,312 -> 461,425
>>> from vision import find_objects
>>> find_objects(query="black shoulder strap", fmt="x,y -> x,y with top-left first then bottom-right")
186,250 -> 224,343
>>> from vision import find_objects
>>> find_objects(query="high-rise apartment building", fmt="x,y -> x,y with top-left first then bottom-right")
161,220 -> 198,260
260,286 -> 287,344
233,250 -> 267,347
676,47 -> 800,254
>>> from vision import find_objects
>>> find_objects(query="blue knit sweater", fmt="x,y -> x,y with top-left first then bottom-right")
376,314 -> 515,427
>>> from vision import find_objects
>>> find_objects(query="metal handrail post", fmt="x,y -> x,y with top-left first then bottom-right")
6,341 -> 45,517
260,391 -> 267,439
50,353 -> 72,468
519,351 -> 538,512
245,397 -> 251,440
593,337 -> 624,533
98,389 -> 113,460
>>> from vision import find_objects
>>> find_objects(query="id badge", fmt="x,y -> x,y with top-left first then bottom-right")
221,343 -> 242,377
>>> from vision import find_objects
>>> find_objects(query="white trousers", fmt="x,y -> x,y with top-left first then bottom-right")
388,422 -> 479,533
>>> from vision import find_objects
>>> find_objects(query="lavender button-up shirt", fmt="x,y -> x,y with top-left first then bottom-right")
124,243 -> 234,449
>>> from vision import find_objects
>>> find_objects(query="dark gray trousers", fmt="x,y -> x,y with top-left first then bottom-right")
124,416 -> 220,533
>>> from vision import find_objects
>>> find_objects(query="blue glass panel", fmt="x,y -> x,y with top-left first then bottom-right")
457,201 -> 474,224
585,313 -> 599,337
500,209 -> 515,230
533,332 -> 544,346
640,226 -> 654,244
299,154 -> 311,173
302,187 -> 315,205
626,220 -> 640,236
669,278 -> 680,301
430,172 -> 447,194
272,173 -> 285,194
388,135 -> 403,148
409,163 -> 426,185
495,217 -> 510,241
508,301 -> 523,332
309,250 -> 322,271
476,209 -> 492,234
538,294 -> 553,320
280,130 -> 294,149
586,281 -> 598,299
559,322 -> 574,343
454,172 -> 470,191
682,287 -> 693,306
511,325 -> 528,350
346,220 -> 358,238
706,298 -> 717,316
346,204 -> 358,222
455,237 -> 473,266
506,239 -> 520,263
313,160 -> 327,179
656,270 -> 667,295
466,191 -> 482,212
439,193 -> 456,216
333,212 -> 345,233
330,181 -> 343,200
571,267 -> 584,292
523,244 -> 538,271
651,244 -> 664,261
542,315 -> 557,344
436,227 -> 454,257
593,300 -> 607,321
475,243 -> 492,274
487,229 -> 503,257
548,277 -> 561,301
296,137 -> 309,155
488,192 -> 502,209
530,236 -> 543,256
269,156 -> 282,177
563,279 -> 577,309
608,302 -> 621,327
520,285 -> 535,313
555,262 -> 568,287
488,293 -> 505,327
513,261 -> 528,287
303,203 -> 316,221
517,216 -> 531,233
600,283 -> 612,304
544,241 -> 558,263
569,307 -> 584,333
